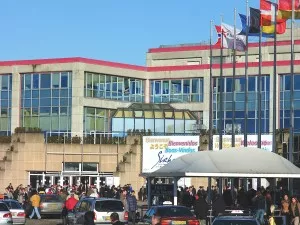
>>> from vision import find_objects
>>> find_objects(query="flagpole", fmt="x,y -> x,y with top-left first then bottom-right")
243,0 -> 249,191
289,0 -> 295,194
209,19 -> 214,151
219,15 -> 224,151
244,0 -> 249,149
258,24 -> 262,150
218,14 -> 224,194
208,19 -> 213,204
232,8 -> 237,147
272,0 -> 278,154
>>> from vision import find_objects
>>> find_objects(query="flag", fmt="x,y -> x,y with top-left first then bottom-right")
260,0 -> 286,25
239,13 -> 274,37
215,25 -> 222,47
221,23 -> 247,51
278,0 -> 300,19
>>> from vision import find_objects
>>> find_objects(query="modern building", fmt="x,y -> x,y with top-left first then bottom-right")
1,28 -> 300,190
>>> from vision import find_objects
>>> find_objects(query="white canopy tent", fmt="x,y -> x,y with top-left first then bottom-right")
143,147 -> 300,178
142,147 -> 300,206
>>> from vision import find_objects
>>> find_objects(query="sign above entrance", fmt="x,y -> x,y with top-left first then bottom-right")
212,135 -> 273,151
142,136 -> 200,173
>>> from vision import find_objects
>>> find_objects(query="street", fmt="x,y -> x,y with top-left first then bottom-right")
25,218 -> 62,225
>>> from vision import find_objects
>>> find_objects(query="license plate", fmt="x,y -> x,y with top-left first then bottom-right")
48,205 -> 58,210
172,221 -> 186,225
103,216 -> 110,221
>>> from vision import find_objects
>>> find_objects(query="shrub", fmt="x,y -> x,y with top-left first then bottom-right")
0,136 -> 11,143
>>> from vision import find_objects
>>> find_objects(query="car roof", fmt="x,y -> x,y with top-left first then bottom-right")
215,216 -> 256,220
83,197 -> 122,201
0,199 -> 19,203
152,205 -> 190,209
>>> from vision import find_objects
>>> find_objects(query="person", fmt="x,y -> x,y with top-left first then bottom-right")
252,191 -> 266,225
289,196 -> 300,225
152,213 -> 161,225
84,211 -> 95,225
127,190 -> 138,225
281,194 -> 290,225
110,212 -> 124,225
194,194 -> 209,225
29,190 -> 41,219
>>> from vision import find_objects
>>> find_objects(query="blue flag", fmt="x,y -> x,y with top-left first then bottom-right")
239,13 -> 274,38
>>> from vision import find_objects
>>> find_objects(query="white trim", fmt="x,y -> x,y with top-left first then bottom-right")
185,172 -> 300,178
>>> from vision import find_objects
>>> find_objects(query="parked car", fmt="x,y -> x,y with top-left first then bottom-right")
67,197 -> 128,225
212,210 -> 259,225
0,200 -> 25,225
0,202 -> 13,224
39,194 -> 64,216
142,205 -> 199,225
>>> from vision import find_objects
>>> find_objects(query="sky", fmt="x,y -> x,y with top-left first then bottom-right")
0,0 -> 262,66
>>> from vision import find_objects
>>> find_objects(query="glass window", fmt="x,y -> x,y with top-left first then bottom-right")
41,74 -> 51,88
226,78 -> 232,92
33,74 -> 39,89
25,74 -> 31,89
285,75 -> 291,91
171,80 -> 182,94
163,81 -> 169,94
61,73 -> 68,88
52,73 -> 60,88
192,79 -> 199,94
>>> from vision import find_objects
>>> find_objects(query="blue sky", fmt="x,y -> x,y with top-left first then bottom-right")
0,0 -> 261,65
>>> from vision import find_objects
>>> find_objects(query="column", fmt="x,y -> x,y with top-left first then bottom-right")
144,79 -> 150,103
42,173 -> 45,186
11,69 -> 21,132
70,176 -> 73,186
96,176 -> 100,191
71,63 -> 85,136
60,175 -> 64,186
173,177 -> 178,206
147,177 -> 152,208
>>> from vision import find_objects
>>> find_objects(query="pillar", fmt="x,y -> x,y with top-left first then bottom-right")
173,177 -> 178,206
147,177 -> 152,208
96,176 -> 100,191
42,173 -> 45,186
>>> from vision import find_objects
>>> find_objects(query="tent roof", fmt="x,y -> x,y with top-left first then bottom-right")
143,147 -> 300,178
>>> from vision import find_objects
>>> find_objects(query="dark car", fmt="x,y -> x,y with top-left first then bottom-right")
142,205 -> 199,225
39,194 -> 64,216
212,215 -> 260,225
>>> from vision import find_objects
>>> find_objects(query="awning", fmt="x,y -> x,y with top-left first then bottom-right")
142,147 -> 300,178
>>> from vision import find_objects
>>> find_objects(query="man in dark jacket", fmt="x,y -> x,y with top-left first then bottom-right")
252,191 -> 266,225
127,191 -> 138,225
110,212 -> 124,225
194,194 -> 209,225
212,194 -> 226,217
84,211 -> 95,225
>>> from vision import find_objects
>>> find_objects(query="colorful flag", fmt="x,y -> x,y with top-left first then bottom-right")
260,0 -> 286,25
221,23 -> 247,51
278,0 -> 300,19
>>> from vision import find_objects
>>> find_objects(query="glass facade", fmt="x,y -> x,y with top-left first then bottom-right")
112,103 -> 198,136
84,72 -> 144,102
280,74 -> 300,133
84,107 -> 116,133
213,75 -> 270,134
20,72 -> 72,134
150,78 -> 204,103
0,75 -> 12,135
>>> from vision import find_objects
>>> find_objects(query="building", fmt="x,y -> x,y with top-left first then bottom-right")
1,29 -> 300,190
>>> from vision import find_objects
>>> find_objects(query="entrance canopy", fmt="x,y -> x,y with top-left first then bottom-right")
143,147 -> 300,178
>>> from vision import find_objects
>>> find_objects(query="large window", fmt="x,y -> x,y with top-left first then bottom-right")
213,75 -> 270,134
84,107 -> 116,133
151,78 -> 204,103
0,75 -> 12,135
84,72 -> 144,102
111,104 -> 198,136
21,72 -> 72,134
280,74 -> 300,133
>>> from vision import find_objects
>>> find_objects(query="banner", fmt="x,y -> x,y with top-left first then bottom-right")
213,135 -> 273,151
142,136 -> 199,173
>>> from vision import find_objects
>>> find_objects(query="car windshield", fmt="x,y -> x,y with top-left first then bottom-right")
0,203 -> 9,211
41,195 -> 62,202
213,220 -> 258,225
157,207 -> 194,217
95,200 -> 124,212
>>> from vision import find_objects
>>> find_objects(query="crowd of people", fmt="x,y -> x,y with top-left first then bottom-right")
4,182 -> 138,225
5,182 -> 300,225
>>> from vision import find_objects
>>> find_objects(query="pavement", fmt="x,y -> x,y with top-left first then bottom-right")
25,218 -> 62,225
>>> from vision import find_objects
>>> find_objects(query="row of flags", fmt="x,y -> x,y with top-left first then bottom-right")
215,0 -> 299,51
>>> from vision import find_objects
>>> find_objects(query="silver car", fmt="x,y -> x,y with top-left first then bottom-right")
0,202 -> 13,224
67,198 -> 128,225
1,200 -> 25,225
39,194 -> 64,216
